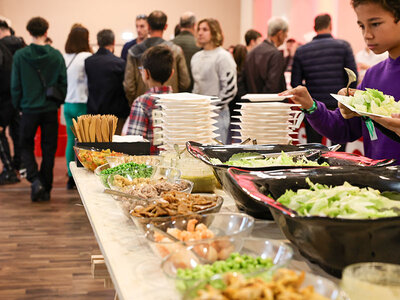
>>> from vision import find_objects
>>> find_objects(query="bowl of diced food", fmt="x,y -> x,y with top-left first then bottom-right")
144,212 -> 254,258
228,166 -> 400,276
108,173 -> 193,195
161,237 -> 293,293
74,146 -> 125,171
184,268 -> 349,300
94,162 -> 155,188
186,141 -> 394,220
129,191 -> 224,232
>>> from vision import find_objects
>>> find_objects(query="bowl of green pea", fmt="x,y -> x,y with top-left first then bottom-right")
94,162 -> 155,188
161,237 -> 293,293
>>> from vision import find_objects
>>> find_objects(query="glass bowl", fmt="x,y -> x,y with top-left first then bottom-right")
107,176 -> 194,207
161,237 -> 293,293
74,146 -> 125,172
152,166 -> 181,182
94,163 -> 112,187
130,194 -> 224,232
106,155 -> 160,168
94,162 -> 155,189
144,212 -> 255,259
183,269 -> 349,300
341,262 -> 400,300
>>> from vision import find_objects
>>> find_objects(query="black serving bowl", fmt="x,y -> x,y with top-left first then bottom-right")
227,166 -> 400,277
186,141 -> 395,219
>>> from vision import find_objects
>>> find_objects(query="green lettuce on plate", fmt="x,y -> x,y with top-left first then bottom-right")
342,88 -> 400,116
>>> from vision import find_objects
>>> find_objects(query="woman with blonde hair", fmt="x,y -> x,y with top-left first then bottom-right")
63,25 -> 92,189
191,18 -> 237,144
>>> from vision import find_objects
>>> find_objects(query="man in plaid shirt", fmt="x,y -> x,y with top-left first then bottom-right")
124,45 -> 173,153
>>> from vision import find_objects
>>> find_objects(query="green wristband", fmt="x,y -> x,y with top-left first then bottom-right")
301,101 -> 317,114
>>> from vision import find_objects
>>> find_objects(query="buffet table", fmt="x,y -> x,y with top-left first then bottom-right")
71,162 -> 337,300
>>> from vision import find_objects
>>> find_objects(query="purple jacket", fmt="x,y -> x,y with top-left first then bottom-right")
306,55 -> 400,163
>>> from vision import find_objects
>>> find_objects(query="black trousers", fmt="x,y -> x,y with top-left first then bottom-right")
9,108 -> 21,169
20,111 -> 58,191
0,130 -> 13,171
304,118 -> 323,144
0,108 -> 21,170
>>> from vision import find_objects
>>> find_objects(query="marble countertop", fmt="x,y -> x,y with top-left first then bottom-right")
71,162 -> 336,300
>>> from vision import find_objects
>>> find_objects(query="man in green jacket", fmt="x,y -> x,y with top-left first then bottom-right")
11,17 -> 67,202
172,12 -> 200,91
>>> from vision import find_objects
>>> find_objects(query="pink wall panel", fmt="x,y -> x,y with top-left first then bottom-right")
252,0 -> 365,54
337,0 -> 366,54
253,0 -> 272,38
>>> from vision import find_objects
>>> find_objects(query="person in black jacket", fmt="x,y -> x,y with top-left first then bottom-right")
85,29 -> 130,133
291,14 -> 358,144
0,40 -> 19,184
0,19 -> 25,183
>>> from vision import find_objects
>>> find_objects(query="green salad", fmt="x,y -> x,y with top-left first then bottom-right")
277,178 -> 400,219
342,88 -> 400,116
210,151 -> 328,168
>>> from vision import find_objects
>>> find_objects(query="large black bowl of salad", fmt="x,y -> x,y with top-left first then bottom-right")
227,166 -> 400,277
186,141 -> 395,219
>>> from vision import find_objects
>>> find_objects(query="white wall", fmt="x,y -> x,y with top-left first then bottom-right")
2,0 -> 241,54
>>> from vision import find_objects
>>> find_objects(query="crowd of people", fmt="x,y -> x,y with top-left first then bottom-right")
0,0 -> 399,202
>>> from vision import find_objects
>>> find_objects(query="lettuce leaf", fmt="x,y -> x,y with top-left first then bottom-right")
277,180 -> 400,219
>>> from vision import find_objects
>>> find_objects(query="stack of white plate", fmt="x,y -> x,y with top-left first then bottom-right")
152,93 -> 219,150
232,94 -> 304,144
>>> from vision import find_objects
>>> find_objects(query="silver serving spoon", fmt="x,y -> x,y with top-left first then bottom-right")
344,68 -> 357,96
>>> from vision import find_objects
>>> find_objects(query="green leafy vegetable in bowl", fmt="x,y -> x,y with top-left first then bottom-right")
97,162 -> 153,188
210,151 -> 328,168
342,88 -> 400,116
277,178 -> 400,219
175,253 -> 273,292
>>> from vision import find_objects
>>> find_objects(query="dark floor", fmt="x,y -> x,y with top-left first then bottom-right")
0,157 -> 115,299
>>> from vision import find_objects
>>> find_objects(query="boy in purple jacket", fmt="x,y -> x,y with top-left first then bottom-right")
281,0 -> 400,163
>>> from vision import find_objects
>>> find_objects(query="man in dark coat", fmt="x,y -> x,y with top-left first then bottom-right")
242,17 -> 289,94
0,19 -> 25,183
85,29 -> 130,133
291,14 -> 358,144
172,12 -> 200,91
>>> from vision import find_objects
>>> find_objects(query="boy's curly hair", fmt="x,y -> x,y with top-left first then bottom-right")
351,0 -> 400,22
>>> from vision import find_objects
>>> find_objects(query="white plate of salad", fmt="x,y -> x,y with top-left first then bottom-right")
331,88 -> 400,118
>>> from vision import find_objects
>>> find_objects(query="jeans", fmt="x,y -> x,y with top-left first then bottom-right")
20,111 -> 58,191
64,103 -> 87,176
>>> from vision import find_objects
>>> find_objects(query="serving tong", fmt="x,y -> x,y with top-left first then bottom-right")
239,149 -> 322,161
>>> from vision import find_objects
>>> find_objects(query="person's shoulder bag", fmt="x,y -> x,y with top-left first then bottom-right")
25,56 -> 71,107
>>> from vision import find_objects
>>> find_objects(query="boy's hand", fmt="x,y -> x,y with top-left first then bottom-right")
0,126 -> 3,133
279,86 -> 314,109
370,114 -> 400,137
337,88 -> 360,119
338,87 -> 356,96
338,102 -> 360,119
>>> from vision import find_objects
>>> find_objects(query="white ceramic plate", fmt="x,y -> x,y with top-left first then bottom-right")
241,94 -> 294,102
330,93 -> 389,118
